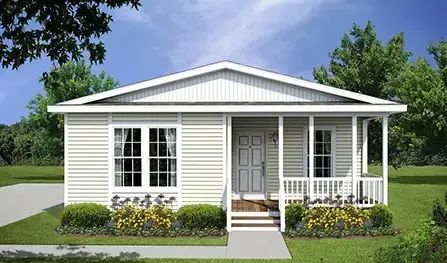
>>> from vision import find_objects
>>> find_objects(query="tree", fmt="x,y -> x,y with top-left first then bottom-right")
312,21 -> 411,164
0,0 -> 141,70
25,60 -> 118,164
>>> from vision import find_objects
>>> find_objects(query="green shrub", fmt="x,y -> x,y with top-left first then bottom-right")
370,204 -> 393,227
61,203 -> 111,228
285,203 -> 306,229
177,204 -> 226,229
375,220 -> 447,263
431,191 -> 447,228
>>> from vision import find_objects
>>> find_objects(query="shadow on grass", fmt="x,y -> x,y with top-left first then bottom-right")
12,175 -> 64,182
389,175 -> 447,185
44,203 -> 65,218
0,246 -> 140,261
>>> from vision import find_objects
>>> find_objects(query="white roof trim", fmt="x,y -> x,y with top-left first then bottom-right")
48,104 -> 407,114
59,61 -> 396,105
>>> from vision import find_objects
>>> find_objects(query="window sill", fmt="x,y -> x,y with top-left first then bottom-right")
111,187 -> 178,194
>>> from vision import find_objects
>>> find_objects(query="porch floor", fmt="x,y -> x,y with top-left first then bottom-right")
232,200 -> 279,212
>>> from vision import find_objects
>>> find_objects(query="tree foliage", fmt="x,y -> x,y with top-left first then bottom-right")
313,21 -> 447,166
0,0 -> 141,70
0,60 -> 117,165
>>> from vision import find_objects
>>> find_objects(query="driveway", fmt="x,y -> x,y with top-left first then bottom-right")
0,184 -> 63,227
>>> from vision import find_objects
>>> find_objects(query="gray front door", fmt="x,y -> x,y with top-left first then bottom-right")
234,130 -> 266,199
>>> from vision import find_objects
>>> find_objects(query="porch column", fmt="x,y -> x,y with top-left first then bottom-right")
308,116 -> 314,199
279,116 -> 285,232
352,116 -> 358,199
226,115 -> 232,231
382,116 -> 388,205
362,119 -> 368,174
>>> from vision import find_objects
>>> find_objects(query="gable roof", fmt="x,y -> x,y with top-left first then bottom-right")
59,61 -> 397,105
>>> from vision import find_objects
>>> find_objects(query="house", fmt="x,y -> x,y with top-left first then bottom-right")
48,61 -> 407,232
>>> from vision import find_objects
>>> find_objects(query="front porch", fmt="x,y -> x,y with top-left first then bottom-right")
225,115 -> 390,231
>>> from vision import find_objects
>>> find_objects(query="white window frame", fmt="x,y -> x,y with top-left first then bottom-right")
303,125 -> 336,178
110,123 -> 180,193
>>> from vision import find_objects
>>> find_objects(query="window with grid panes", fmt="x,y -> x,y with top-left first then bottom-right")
306,129 -> 332,177
149,128 -> 177,187
114,128 -> 142,186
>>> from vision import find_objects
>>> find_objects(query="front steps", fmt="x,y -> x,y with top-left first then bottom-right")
231,211 -> 280,231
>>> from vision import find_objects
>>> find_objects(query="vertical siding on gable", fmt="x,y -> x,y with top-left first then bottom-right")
65,113 -> 109,205
181,113 -> 225,206
103,70 -> 351,103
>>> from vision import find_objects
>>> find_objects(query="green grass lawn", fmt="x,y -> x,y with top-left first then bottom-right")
0,166 -> 63,187
0,166 -> 446,263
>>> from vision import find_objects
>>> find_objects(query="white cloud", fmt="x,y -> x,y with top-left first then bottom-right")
115,6 -> 151,25
163,0 -> 333,70
115,0 -> 337,72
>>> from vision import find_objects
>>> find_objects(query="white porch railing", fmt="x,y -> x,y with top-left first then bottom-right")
283,175 -> 384,208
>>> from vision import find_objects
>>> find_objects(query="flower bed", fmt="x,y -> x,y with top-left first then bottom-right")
55,225 -> 226,237
55,195 -> 227,238
284,202 -> 399,238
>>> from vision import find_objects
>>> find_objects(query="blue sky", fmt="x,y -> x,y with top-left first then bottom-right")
0,0 -> 446,124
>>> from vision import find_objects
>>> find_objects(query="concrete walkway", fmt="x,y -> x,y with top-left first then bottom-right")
0,231 -> 291,259
0,184 -> 63,227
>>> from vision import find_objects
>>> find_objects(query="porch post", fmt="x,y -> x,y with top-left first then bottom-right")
226,115 -> 232,231
352,116 -> 358,199
308,116 -> 314,199
279,116 -> 285,232
382,116 -> 388,205
362,119 -> 368,174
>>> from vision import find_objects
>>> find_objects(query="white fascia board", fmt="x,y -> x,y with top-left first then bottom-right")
58,61 -> 396,106
48,104 -> 407,113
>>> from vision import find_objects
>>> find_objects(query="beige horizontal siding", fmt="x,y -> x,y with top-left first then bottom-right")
112,113 -> 178,124
181,113 -> 224,206
66,113 -> 109,206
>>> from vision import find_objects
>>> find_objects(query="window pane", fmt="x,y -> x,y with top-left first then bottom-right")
316,156 -> 323,168
114,129 -> 123,143
159,143 -> 167,156
124,159 -> 132,172
168,159 -> 177,172
124,143 -> 132,156
324,131 -> 331,142
315,168 -> 323,178
123,173 -> 133,186
167,143 -> 176,157
133,143 -> 141,156
115,159 -> 123,172
150,158 -> 158,172
150,129 -> 158,142
150,143 -> 158,157
132,129 -> 141,142
168,129 -> 176,142
324,143 -> 331,154
316,130 -> 323,142
114,173 -> 122,186
133,159 -> 141,172
159,129 -> 167,142
133,173 -> 142,186
159,173 -> 167,186
159,159 -> 168,172
324,156 -> 331,168
323,169 -> 331,177
150,173 -> 158,186
168,172 -> 177,187
114,144 -> 122,156
124,129 -> 132,142
315,143 -> 323,155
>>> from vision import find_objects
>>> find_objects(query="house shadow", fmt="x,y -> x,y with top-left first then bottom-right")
0,245 -> 140,261
389,175 -> 447,185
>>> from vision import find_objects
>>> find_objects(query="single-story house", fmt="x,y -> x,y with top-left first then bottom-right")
48,61 -> 407,232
